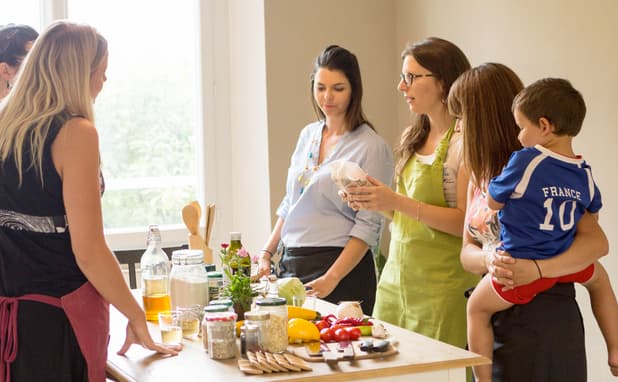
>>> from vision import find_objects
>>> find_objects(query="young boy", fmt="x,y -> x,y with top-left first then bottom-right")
467,78 -> 618,381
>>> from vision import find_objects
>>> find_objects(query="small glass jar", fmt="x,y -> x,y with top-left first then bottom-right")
202,305 -> 230,351
207,271 -> 224,301
255,297 -> 287,353
240,323 -> 259,357
177,305 -> 201,340
206,312 -> 237,359
208,298 -> 234,312
169,249 -> 209,310
243,310 -> 270,351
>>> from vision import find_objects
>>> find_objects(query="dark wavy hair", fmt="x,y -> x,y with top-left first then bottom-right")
0,24 -> 38,66
310,45 -> 373,131
394,37 -> 470,176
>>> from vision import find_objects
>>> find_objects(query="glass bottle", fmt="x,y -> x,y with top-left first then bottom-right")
227,232 -> 243,274
140,224 -> 171,321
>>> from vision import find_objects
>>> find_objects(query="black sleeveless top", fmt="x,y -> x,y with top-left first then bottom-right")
0,115 -> 88,298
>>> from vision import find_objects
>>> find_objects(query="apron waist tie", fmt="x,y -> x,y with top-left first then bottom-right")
0,294 -> 61,382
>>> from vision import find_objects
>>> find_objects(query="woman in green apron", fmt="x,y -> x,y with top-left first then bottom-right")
346,37 -> 477,348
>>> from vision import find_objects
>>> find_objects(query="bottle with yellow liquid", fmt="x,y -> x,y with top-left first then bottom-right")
141,224 -> 171,321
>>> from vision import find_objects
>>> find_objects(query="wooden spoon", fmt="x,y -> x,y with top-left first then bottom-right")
182,204 -> 199,235
190,200 -> 201,222
205,204 -> 215,246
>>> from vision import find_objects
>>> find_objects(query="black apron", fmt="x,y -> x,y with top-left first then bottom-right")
492,282 -> 586,381
278,247 -> 376,314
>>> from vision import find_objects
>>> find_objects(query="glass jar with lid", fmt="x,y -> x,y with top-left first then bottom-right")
202,305 -> 230,351
208,298 -> 234,312
255,297 -> 287,353
205,312 -> 237,359
169,249 -> 209,311
207,271 -> 224,301
243,310 -> 270,351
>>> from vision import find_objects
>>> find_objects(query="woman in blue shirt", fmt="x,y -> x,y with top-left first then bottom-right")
257,45 -> 394,313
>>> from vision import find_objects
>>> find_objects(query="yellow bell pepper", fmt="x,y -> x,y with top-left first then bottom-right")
287,318 -> 320,344
287,305 -> 320,320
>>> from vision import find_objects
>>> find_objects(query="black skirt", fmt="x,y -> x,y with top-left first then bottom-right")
492,282 -> 586,382
278,246 -> 376,314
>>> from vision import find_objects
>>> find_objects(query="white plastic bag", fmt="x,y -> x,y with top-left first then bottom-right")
329,160 -> 370,189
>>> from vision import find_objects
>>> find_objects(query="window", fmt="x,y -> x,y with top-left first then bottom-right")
3,0 -> 209,248
68,0 -> 201,232
0,0 -> 41,29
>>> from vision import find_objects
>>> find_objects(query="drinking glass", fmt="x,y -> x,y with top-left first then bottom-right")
158,311 -> 182,345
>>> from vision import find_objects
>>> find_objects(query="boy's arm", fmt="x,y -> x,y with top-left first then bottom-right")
486,193 -> 504,211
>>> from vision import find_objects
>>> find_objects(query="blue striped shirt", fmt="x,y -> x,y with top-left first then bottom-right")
277,121 -> 394,249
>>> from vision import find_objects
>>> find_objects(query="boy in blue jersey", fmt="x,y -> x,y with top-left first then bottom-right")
467,78 -> 618,381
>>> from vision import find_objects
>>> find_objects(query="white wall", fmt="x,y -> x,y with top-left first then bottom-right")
263,0 -> 400,225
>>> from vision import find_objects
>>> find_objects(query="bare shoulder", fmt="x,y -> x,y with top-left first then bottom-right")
55,117 -> 99,148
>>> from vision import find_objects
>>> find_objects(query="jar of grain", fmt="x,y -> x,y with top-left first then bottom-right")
202,305 -> 230,352
254,297 -> 287,353
205,312 -> 237,359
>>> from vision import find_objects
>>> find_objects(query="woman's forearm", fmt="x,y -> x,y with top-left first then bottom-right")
460,237 -> 489,276
538,212 -> 608,278
324,237 -> 369,284
75,241 -> 144,322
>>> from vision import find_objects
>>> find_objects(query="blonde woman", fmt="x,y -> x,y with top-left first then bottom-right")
0,21 -> 177,382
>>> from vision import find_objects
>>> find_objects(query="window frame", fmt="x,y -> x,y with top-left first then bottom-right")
37,0 -> 222,250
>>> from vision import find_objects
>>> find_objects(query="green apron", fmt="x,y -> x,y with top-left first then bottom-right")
373,126 -> 477,349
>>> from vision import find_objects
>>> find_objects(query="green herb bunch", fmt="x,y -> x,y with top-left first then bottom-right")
219,243 -> 253,311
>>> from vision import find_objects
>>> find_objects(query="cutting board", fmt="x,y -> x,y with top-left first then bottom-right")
287,340 -> 398,362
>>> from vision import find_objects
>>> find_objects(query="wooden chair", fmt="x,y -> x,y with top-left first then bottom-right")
114,245 -> 186,289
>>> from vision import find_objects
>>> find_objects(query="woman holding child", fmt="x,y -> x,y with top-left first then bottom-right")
448,62 -> 613,381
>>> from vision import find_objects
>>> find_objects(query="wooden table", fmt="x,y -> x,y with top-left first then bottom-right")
106,296 -> 489,382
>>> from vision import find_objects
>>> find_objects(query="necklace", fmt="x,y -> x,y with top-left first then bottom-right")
298,136 -> 320,195
297,125 -> 345,195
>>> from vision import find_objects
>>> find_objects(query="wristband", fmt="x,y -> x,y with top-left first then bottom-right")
260,249 -> 273,258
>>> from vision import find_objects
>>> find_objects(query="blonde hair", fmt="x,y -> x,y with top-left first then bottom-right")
0,21 -> 107,183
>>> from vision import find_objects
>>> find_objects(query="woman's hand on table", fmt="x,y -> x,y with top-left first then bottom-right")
117,316 -> 181,356
489,250 -> 539,290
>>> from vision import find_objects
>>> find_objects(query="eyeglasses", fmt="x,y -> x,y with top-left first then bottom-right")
400,72 -> 434,86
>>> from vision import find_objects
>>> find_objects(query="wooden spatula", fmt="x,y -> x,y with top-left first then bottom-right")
182,203 -> 209,257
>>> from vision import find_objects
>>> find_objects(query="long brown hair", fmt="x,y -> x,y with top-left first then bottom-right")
394,37 -> 470,176
310,45 -> 373,131
447,63 -> 524,190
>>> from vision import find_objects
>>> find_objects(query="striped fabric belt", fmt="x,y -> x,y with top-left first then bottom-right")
0,209 -> 67,234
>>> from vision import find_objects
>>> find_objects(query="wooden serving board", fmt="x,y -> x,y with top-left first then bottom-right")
287,341 -> 398,362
